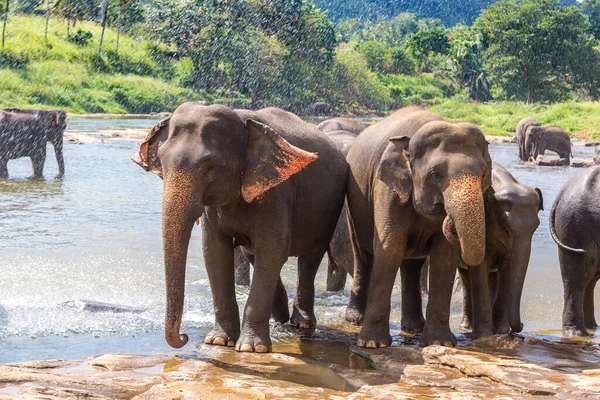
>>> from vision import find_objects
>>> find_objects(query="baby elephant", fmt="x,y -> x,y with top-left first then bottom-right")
459,163 -> 543,338
525,125 -> 572,164
551,164 -> 600,336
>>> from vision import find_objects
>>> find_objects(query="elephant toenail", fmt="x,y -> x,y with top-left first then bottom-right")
255,344 -> 268,353
212,337 -> 226,346
366,341 -> 377,348
204,336 -> 213,344
239,344 -> 253,352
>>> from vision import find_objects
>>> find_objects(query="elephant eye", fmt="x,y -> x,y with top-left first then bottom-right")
428,169 -> 442,180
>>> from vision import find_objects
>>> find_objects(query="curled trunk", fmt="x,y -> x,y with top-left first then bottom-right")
443,174 -> 486,267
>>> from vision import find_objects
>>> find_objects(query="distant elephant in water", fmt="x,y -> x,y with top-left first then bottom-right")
133,104 -> 347,353
594,145 -> 599,164
0,108 -> 66,179
525,125 -> 572,164
317,118 -> 371,135
312,102 -> 332,117
516,117 -> 540,161
550,164 -> 600,336
459,163 -> 543,338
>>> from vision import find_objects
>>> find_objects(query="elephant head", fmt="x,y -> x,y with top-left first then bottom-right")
377,121 -> 492,266
132,103 -> 317,348
492,180 -> 543,332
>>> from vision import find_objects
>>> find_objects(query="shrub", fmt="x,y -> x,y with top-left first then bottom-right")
68,29 -> 93,46
0,50 -> 29,69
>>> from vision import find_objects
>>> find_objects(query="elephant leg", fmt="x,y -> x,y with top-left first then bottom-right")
54,141 -> 65,177
291,249 -> 327,329
560,249 -> 592,337
345,215 -> 372,326
400,258 -> 426,334
203,227 -> 240,348
234,247 -> 251,287
271,277 -> 290,324
31,147 -> 46,179
458,267 -> 472,330
584,274 -> 599,330
469,262 -> 493,339
492,266 -> 510,334
236,241 -> 289,353
0,157 -> 8,179
421,233 -> 459,346
420,258 -> 429,296
326,250 -> 347,292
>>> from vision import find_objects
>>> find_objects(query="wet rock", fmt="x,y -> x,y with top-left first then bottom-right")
486,136 -> 513,144
534,155 -> 569,166
90,354 -> 166,371
349,345 -> 423,378
571,158 -> 594,168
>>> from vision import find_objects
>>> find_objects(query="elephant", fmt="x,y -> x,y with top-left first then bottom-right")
132,103 -> 348,353
0,108 -> 66,179
524,125 -> 572,164
345,106 -> 492,348
594,145 -> 599,164
312,102 -> 332,117
516,117 -> 540,161
458,162 -> 543,338
317,118 -> 371,135
550,164 -> 600,336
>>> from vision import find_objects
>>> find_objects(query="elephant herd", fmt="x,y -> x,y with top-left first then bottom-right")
0,108 -> 66,179
516,117 -> 573,166
133,102 -> 598,354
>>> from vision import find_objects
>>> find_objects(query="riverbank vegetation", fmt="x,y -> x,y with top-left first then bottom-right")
1,0 -> 600,137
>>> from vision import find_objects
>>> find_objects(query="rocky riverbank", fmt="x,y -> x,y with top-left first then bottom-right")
1,327 -> 599,399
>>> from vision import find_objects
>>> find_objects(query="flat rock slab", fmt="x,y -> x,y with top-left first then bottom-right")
571,158 -> 595,168
535,155 -> 570,166
1,332 -> 600,399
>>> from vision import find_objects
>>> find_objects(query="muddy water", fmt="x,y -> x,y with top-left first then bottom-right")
0,118 -> 597,364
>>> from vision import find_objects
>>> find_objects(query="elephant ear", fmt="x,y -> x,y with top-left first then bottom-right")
242,119 -> 318,203
132,117 -> 170,178
376,136 -> 412,205
535,188 -> 544,211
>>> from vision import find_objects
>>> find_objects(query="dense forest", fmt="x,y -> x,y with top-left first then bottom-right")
1,0 -> 600,131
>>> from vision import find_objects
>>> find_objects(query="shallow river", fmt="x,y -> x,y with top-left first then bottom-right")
0,118 -> 598,363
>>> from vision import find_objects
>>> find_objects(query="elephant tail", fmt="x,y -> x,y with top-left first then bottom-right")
549,201 -> 586,254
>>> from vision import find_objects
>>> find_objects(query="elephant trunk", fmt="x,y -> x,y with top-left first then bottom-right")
443,174 -> 485,267
162,171 -> 202,348
508,236 -> 531,333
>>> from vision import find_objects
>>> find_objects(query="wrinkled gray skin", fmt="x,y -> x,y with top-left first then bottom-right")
525,125 -> 572,163
346,107 -> 492,348
0,108 -> 66,179
550,165 -> 600,336
133,103 -> 347,353
458,163 -> 543,338
317,118 -> 371,135
516,117 -> 540,161
594,145 -> 600,164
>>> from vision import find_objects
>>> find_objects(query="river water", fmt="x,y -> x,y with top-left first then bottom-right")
0,118 -> 597,363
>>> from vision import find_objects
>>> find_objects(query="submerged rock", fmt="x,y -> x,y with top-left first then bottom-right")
534,155 -> 570,166
571,158 -> 595,168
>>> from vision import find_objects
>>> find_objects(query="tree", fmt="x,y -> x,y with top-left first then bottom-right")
115,0 -> 137,53
55,0 -> 90,38
406,27 -> 449,72
582,0 -> 600,39
98,0 -> 108,52
448,25 -> 491,101
475,0 -> 600,103
2,0 -> 9,52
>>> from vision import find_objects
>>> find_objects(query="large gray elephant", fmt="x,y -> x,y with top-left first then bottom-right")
525,125 -> 572,164
458,163 -> 543,338
0,108 -> 66,179
515,117 -> 540,161
317,118 -> 371,135
345,107 -> 492,348
550,165 -> 600,336
133,103 -> 347,353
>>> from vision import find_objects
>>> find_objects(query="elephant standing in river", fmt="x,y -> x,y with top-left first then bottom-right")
317,118 -> 371,135
133,103 -> 347,352
525,125 -> 572,164
345,107 -> 492,347
550,165 -> 600,336
516,117 -> 540,162
0,108 -> 66,179
594,145 -> 599,164
459,163 -> 543,338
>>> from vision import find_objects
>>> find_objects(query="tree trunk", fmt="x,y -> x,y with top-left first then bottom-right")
98,0 -> 108,54
44,0 -> 50,40
116,7 -> 121,54
66,17 -> 70,39
1,0 -> 9,52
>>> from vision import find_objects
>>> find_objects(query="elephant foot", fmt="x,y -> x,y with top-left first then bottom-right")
235,326 -> 272,353
401,316 -> 425,334
290,306 -> 316,329
420,325 -> 457,347
357,326 -> 392,349
563,326 -> 592,337
471,327 -> 494,340
204,324 -> 239,347
585,319 -> 598,330
492,320 -> 511,335
345,304 -> 365,326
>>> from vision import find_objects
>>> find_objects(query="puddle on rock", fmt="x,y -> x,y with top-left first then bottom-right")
0,385 -> 22,396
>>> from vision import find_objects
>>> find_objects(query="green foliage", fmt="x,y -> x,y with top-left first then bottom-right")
68,28 -> 92,46
474,0 -> 600,103
0,49 -> 29,69
447,25 -> 490,101
381,74 -> 455,107
406,27 -> 449,71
